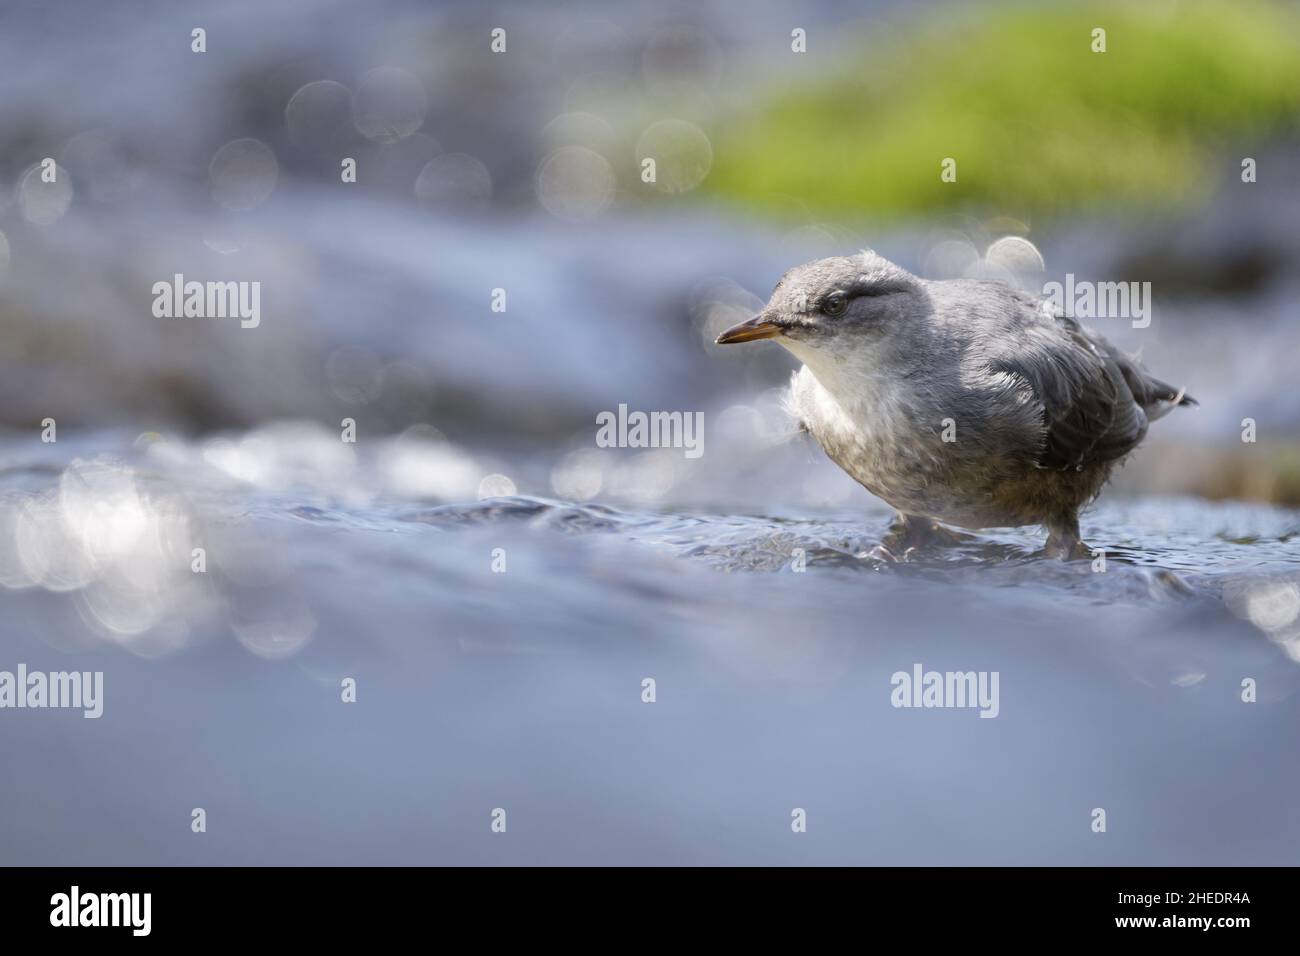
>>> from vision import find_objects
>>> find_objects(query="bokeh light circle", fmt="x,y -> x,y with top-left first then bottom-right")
352,67 -> 427,144
18,163 -> 74,225
536,147 -> 615,221
209,138 -> 279,211
636,120 -> 712,194
414,153 -> 493,207
285,79 -> 353,148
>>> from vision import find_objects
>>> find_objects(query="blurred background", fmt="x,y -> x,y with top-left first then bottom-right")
2,0 -> 1299,866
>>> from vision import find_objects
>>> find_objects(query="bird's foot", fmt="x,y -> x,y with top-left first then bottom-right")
1044,537 -> 1093,561
1044,515 -> 1093,561
863,543 -> 916,567
881,514 -> 967,556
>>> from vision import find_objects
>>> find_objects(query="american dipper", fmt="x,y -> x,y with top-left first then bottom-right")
716,252 -> 1195,559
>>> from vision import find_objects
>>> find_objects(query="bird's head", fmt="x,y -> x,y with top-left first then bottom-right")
715,252 -> 924,362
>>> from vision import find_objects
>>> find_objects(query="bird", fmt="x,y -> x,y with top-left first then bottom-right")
715,251 -> 1195,560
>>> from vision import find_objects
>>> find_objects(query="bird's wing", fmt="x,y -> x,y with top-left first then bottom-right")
984,305 -> 1151,472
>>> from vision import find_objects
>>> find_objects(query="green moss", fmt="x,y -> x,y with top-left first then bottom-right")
706,1 -> 1300,222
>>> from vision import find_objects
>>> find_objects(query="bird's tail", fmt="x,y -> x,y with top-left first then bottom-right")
1113,348 -> 1196,419
1146,379 -> 1197,421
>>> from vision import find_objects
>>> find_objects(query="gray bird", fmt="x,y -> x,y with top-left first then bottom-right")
716,251 -> 1195,559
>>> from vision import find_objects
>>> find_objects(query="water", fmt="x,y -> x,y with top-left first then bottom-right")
2,429 -> 1299,865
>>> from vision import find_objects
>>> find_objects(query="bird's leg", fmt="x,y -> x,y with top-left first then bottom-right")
1044,514 -> 1092,560
884,513 -> 933,552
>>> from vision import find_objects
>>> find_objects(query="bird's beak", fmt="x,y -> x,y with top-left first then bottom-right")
715,312 -> 783,345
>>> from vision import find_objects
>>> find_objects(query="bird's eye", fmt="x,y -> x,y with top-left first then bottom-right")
822,293 -> 848,317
